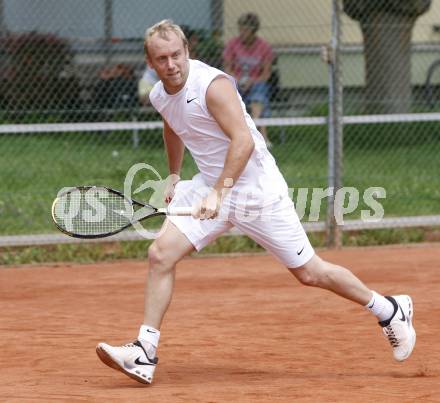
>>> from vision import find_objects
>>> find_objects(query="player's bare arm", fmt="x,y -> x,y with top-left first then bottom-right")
206,76 -> 255,190
194,76 -> 255,219
163,118 -> 184,203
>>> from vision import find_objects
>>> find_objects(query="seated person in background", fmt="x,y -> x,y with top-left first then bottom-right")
223,12 -> 273,147
138,66 -> 159,106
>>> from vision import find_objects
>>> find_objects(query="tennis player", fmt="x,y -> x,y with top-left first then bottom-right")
96,20 -> 416,384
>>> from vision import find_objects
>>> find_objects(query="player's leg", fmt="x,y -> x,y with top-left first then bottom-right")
97,176 -> 233,384
289,254 -> 372,304
290,255 -> 416,361
232,195 -> 415,362
144,220 -> 195,329
96,220 -> 194,384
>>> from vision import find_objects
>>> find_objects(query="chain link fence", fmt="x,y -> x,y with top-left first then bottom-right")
1,0 -> 440,246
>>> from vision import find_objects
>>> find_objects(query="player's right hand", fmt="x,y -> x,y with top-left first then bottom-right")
192,188 -> 222,220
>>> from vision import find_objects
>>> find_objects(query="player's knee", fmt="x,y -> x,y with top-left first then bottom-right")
148,242 -> 175,273
290,255 -> 324,287
294,269 -> 320,287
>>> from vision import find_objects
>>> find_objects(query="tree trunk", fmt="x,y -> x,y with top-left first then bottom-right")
360,12 -> 416,114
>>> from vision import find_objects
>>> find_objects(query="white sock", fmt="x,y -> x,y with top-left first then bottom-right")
138,325 -> 160,356
365,291 -> 395,322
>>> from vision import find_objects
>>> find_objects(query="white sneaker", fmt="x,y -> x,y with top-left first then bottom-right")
379,295 -> 416,362
96,340 -> 158,384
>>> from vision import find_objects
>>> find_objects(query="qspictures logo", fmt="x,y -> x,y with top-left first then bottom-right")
287,186 -> 386,223
124,163 -> 171,239
123,163 -> 387,239
53,165 -> 386,239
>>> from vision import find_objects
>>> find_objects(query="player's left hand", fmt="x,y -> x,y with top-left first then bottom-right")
163,174 -> 181,204
193,189 -> 221,220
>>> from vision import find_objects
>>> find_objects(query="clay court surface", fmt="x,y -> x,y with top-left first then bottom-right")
1,244 -> 439,402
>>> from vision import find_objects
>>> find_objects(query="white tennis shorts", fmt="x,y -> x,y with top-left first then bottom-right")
167,174 -> 315,268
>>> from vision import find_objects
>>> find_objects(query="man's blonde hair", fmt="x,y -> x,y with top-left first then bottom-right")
144,19 -> 188,58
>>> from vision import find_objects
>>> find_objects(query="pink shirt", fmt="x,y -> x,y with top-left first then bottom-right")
223,36 -> 274,82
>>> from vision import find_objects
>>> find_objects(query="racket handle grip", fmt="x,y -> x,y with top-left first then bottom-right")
159,206 -> 193,216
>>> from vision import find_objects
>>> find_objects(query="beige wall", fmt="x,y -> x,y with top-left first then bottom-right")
223,0 -> 440,46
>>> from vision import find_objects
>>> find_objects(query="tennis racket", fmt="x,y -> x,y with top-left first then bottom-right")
51,186 -> 192,239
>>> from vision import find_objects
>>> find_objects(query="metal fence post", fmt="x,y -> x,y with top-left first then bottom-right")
0,0 -> 5,38
104,0 -> 113,65
210,0 -> 223,33
327,0 -> 344,248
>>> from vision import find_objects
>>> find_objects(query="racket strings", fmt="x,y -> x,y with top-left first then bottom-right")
53,188 -> 134,236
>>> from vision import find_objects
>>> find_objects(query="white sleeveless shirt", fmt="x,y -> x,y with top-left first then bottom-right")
149,59 -> 287,202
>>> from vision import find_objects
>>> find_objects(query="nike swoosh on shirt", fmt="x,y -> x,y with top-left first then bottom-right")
186,97 -> 197,103
297,246 -> 305,255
